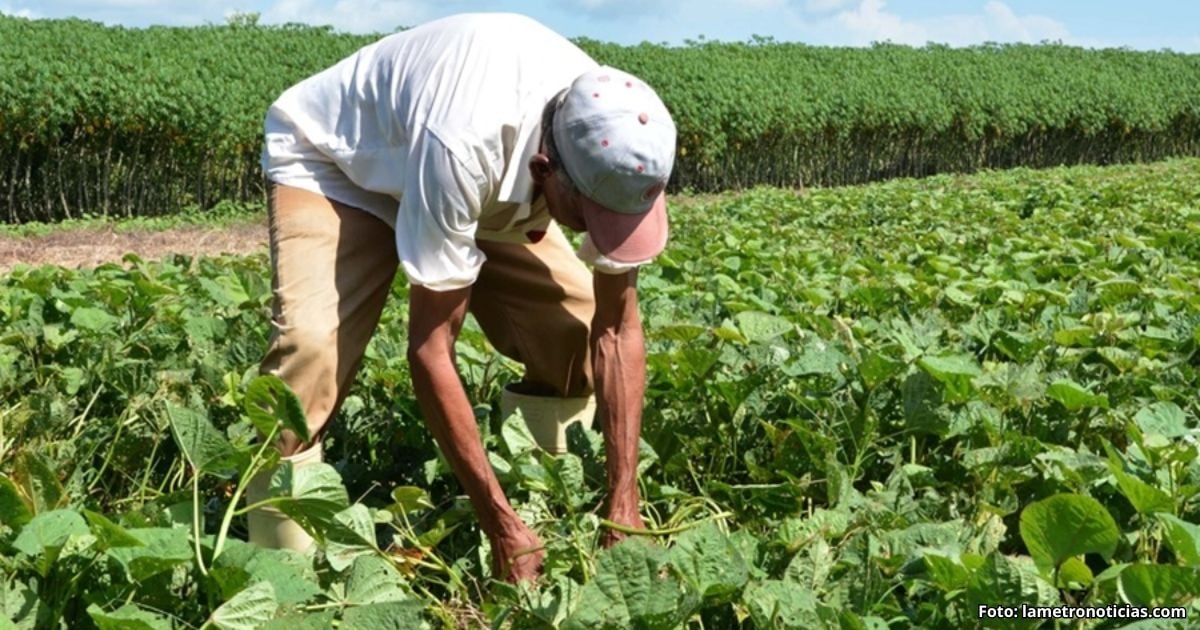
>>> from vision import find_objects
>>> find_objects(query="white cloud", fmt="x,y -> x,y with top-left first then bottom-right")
261,0 -> 434,32
822,0 -> 1070,46
803,0 -> 855,14
0,4 -> 37,18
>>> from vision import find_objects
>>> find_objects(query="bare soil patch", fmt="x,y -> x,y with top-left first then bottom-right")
0,220 -> 268,273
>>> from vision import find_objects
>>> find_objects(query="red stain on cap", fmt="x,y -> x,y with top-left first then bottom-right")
626,81 -> 633,87
598,75 -> 611,82
526,230 -> 546,243
636,164 -> 645,173
601,139 -> 609,147
593,92 -> 600,98
642,181 -> 666,202
638,112 -> 649,124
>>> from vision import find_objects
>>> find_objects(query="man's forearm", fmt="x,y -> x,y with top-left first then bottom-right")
409,348 -> 519,535
592,322 -> 646,511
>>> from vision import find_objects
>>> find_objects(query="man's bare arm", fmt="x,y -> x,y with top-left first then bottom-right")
590,269 -> 647,544
407,284 -> 542,579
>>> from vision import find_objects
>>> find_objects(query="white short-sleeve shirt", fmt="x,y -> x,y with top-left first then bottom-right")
262,13 -> 634,291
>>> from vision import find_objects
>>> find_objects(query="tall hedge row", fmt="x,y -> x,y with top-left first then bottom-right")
3,16 -> 1200,222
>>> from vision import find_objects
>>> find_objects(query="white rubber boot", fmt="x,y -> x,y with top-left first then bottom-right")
499,386 -> 596,455
245,442 -> 322,552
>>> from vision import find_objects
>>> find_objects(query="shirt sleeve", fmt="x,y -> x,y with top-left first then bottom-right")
394,131 -> 489,291
575,234 -> 653,275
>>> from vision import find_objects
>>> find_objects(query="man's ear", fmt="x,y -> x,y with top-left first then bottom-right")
529,153 -> 552,185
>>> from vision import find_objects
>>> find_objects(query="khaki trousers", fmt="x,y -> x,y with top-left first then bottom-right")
260,184 -> 596,446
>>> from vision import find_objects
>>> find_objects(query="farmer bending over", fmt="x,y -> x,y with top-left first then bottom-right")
248,13 -> 677,582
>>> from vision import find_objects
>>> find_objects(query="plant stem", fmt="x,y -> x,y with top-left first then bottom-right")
192,472 -> 207,576
600,511 -> 732,536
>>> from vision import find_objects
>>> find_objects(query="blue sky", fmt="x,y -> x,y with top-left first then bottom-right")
2,0 -> 1197,51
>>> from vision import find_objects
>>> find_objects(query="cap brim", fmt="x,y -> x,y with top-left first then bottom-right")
580,192 -> 669,264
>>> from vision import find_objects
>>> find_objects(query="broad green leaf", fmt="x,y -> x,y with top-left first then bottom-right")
742,579 -> 822,630
923,552 -> 971,591
13,452 -> 64,514
735,311 -> 792,342
244,375 -> 310,443
69,307 -> 118,333
106,527 -> 194,581
346,556 -> 410,606
323,504 -> 377,572
272,462 -> 350,533
259,612 -> 337,630
82,509 -> 143,550
341,601 -> 427,629
1134,402 -> 1189,440
390,486 -> 434,514
1046,379 -> 1109,411
1056,556 -> 1094,588
87,603 -> 171,630
564,539 -> 699,630
1156,514 -> 1200,567
1019,494 -> 1120,573
1109,467 -> 1173,515
1118,564 -> 1200,608
917,353 -> 981,401
211,541 -> 322,607
12,509 -> 89,556
500,411 -> 539,457
0,474 -> 32,531
669,522 -> 748,604
858,350 -> 902,389
965,554 -> 1058,628
209,581 -> 277,630
166,403 -> 237,474
544,452 -> 587,509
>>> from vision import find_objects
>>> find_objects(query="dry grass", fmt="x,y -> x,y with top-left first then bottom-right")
0,220 -> 268,273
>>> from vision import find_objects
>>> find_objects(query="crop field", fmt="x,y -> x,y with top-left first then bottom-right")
2,158 -> 1199,628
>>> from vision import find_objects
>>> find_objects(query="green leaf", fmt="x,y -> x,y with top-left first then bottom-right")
209,581 -> 277,630
69,307 -> 118,333
0,474 -> 33,531
1046,379 -> 1109,411
544,452 -> 587,509
389,486 -> 434,514
742,580 -> 822,630
1134,402 -> 1189,440
1055,556 -> 1094,588
13,452 -> 64,514
669,522 -> 748,605
917,353 -> 982,401
965,554 -> 1058,628
211,541 -> 322,607
564,539 -> 699,630
106,527 -> 194,581
735,311 -> 792,342
259,612 -> 337,630
87,603 -> 171,630
323,504 -> 377,572
1118,564 -> 1200,608
1109,466 -> 1173,515
500,410 -> 539,456
166,403 -> 237,474
271,462 -> 351,534
341,601 -> 427,629
1019,494 -> 1120,573
244,375 -> 310,443
12,509 -> 89,556
1156,514 -> 1200,567
346,556 -> 410,606
82,509 -> 143,550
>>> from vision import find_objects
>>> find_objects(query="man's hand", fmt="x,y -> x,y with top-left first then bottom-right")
590,269 -> 647,548
408,284 -> 544,581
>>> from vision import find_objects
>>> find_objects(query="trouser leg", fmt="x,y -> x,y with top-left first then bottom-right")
469,222 -> 596,398
258,183 -> 399,454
